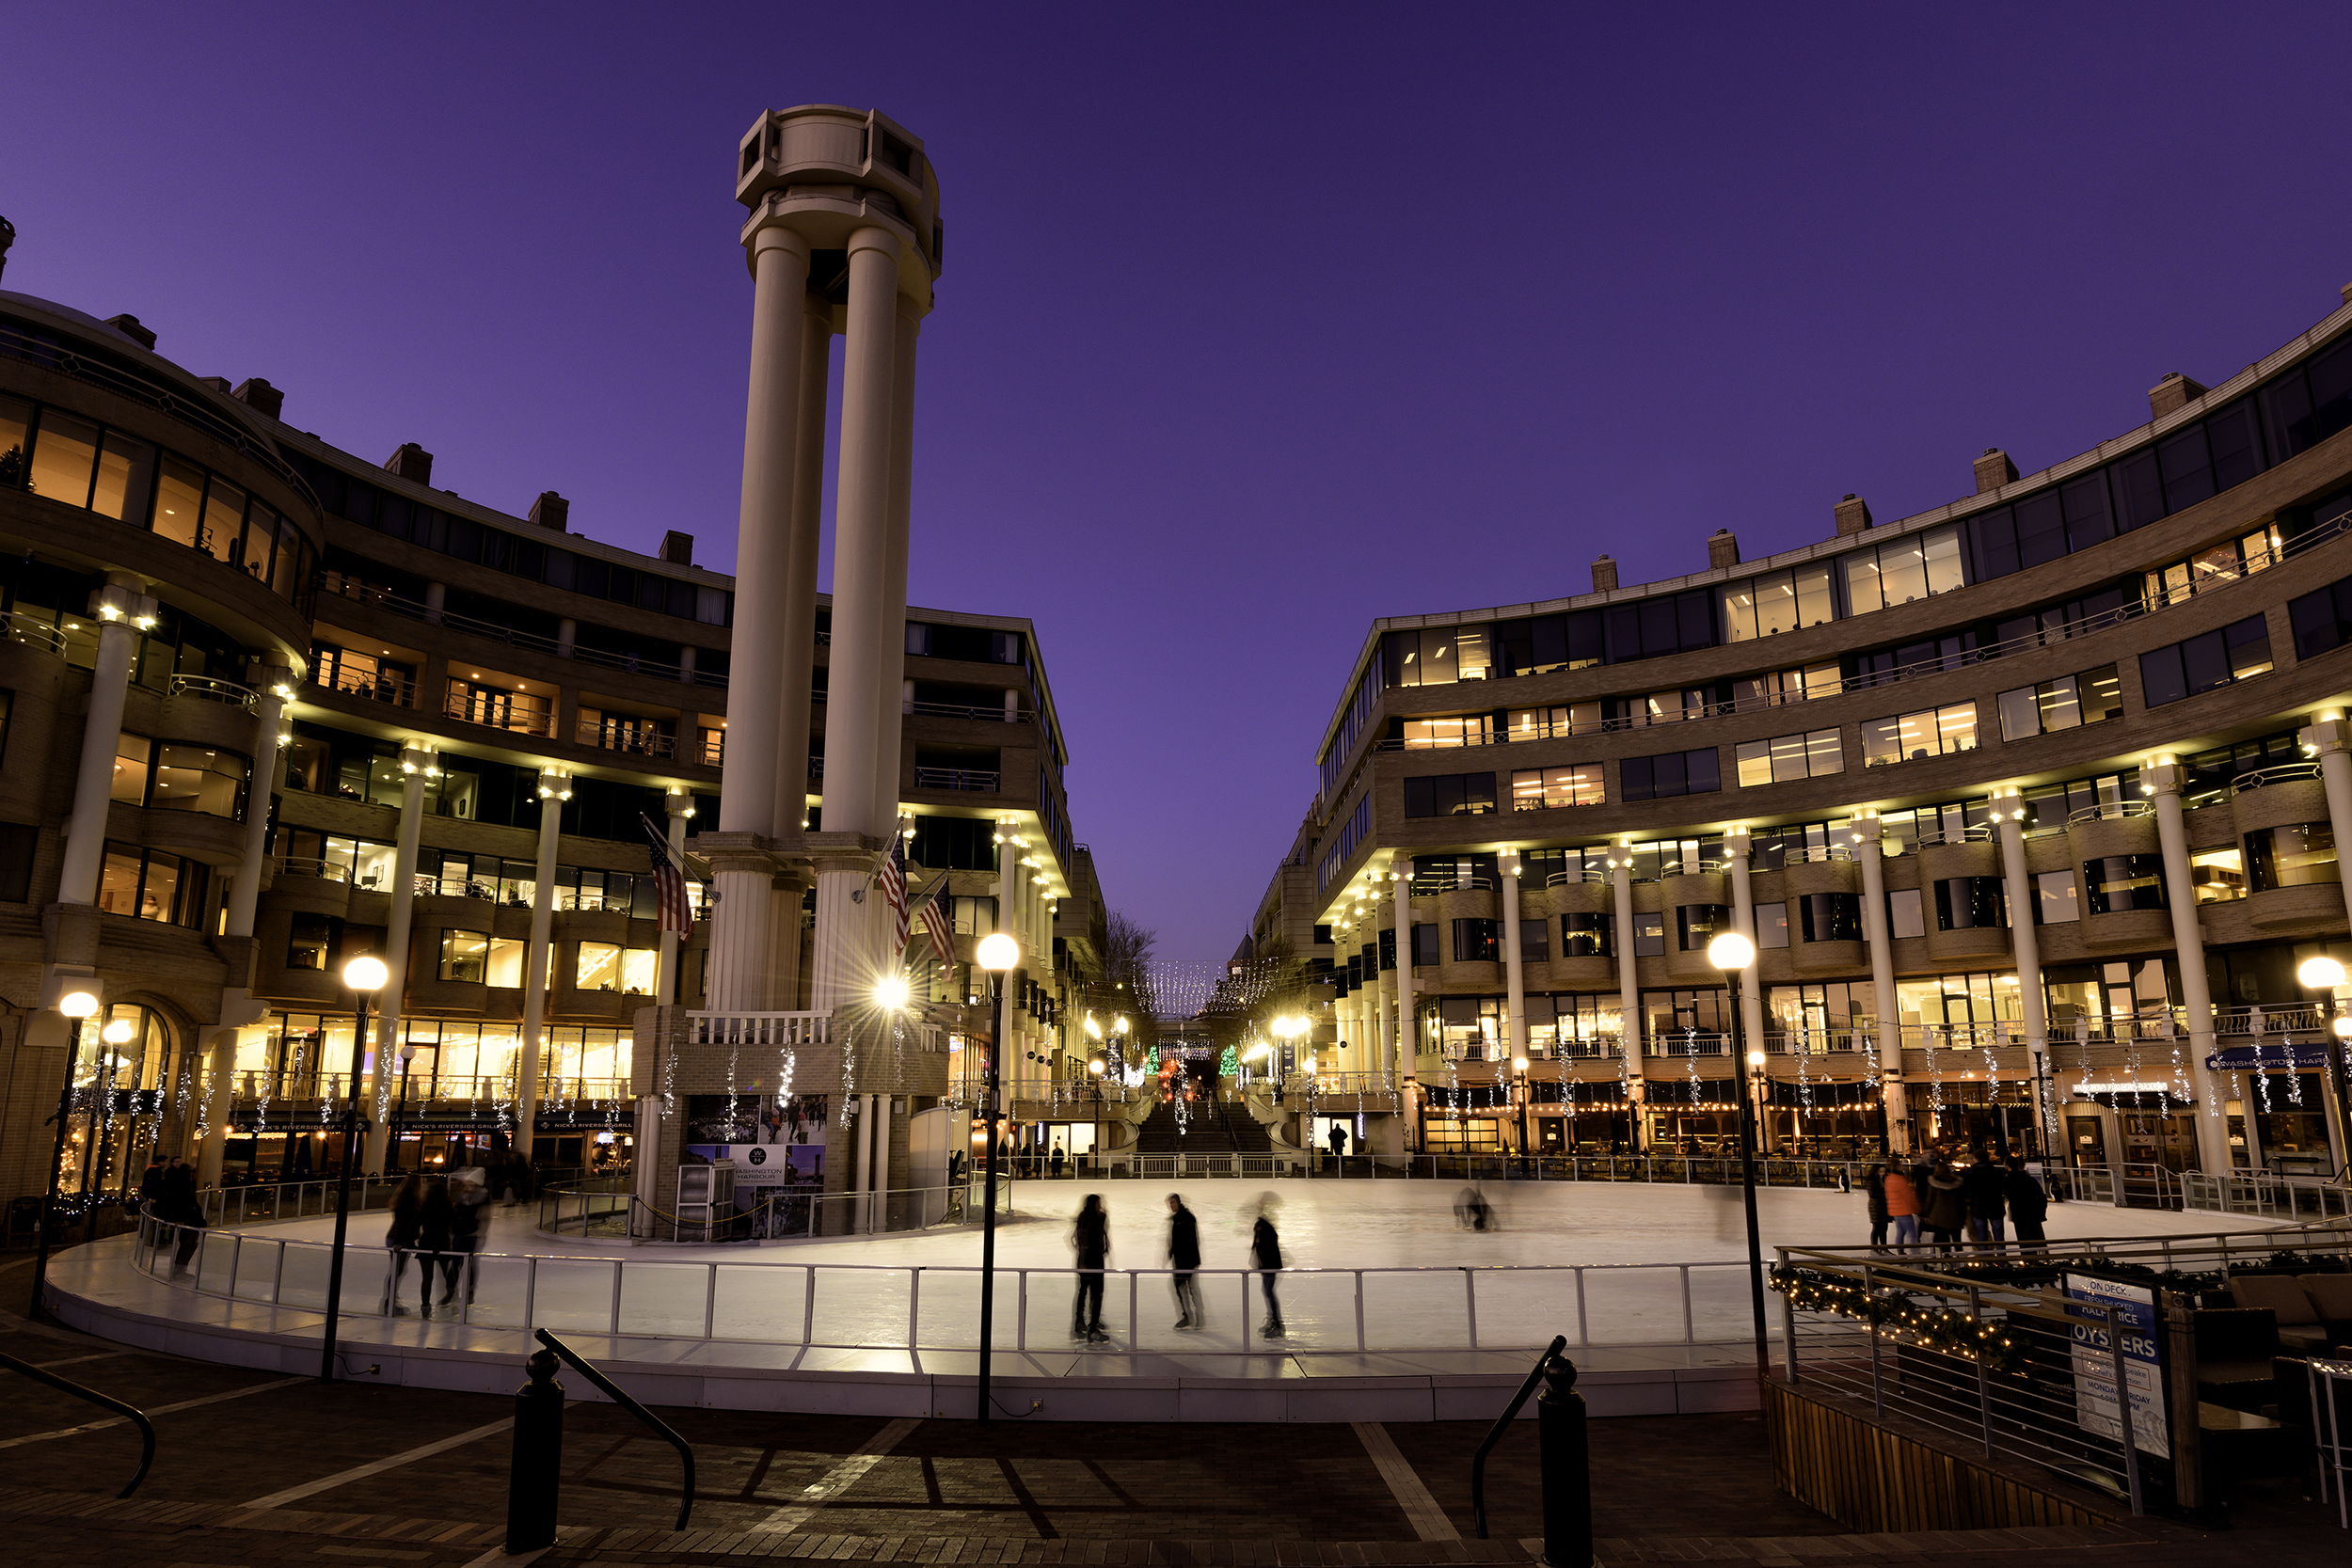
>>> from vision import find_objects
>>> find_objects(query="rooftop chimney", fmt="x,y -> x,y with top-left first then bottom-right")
0,215 -> 13,280
2342,279 -> 2351,306
2148,372 -> 2208,420
1707,529 -> 1740,570
660,531 -> 694,565
103,313 -> 156,351
1973,447 -> 2018,494
1591,554 -> 1618,593
231,378 -> 283,420
385,442 -> 434,485
528,491 -> 569,531
1834,494 -> 1872,536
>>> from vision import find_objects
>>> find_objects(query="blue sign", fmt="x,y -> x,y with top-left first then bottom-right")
2064,1274 -> 2169,1458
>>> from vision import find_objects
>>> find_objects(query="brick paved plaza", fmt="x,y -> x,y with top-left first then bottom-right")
6,1255 -> 2346,1568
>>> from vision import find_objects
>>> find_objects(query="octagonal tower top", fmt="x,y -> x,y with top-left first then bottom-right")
737,105 -> 942,293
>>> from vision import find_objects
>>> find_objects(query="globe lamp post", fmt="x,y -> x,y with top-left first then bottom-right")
320,955 -> 387,1382
2297,956 -> 2352,1164
975,931 -> 1020,1425
1708,928 -> 1771,1381
32,990 -> 101,1321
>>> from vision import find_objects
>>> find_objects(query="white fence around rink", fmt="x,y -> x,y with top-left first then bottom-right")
131,1211 -> 1766,1356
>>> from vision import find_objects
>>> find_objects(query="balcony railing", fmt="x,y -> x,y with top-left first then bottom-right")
1410,874 -> 1494,895
579,721 -> 677,758
443,692 -> 555,737
914,767 -> 998,792
908,700 -> 1030,722
3,610 -> 69,657
167,673 -> 260,710
313,665 -> 418,708
2067,799 -> 2153,824
317,577 -> 733,691
1545,869 -> 1613,888
2230,762 -> 2323,796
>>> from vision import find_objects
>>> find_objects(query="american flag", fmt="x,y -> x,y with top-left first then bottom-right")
907,869 -> 956,975
640,813 -> 691,935
879,833 -> 911,955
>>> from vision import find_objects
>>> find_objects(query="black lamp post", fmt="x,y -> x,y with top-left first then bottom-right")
320,955 -> 388,1383
975,932 -> 1020,1426
1512,1055 -> 1531,1176
391,1041 -> 417,1173
1708,932 -> 1771,1382
31,990 -> 100,1322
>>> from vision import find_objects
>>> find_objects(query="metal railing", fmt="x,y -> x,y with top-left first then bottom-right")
2231,761 -> 2324,795
1411,875 -> 1495,895
1281,1070 -> 1400,1097
4,609 -> 70,657
443,693 -> 556,737
167,673 -> 258,709
134,1208 -> 1772,1354
2182,1169 -> 2352,1218
313,664 -> 419,707
564,1180 -> 1013,1243
914,767 -> 999,792
908,700 -> 1029,722
1545,870 -> 1613,887
0,1349 -> 156,1497
577,721 -> 677,758
2067,799 -> 2153,824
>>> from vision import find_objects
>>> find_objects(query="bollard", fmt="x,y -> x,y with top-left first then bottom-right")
1535,1353 -> 1594,1568
506,1347 -> 565,1553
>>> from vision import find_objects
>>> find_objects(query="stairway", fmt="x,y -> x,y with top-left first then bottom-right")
1133,1094 -> 1272,1154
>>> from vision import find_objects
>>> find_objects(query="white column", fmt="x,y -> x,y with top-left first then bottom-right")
808,857 -> 871,1013
199,667 -> 290,1186
2307,716 -> 2352,1175
515,769 -> 569,1160
869,297 -> 921,837
720,222 -> 810,842
1851,813 -> 1910,1154
56,580 -> 155,906
2145,761 -> 2234,1173
705,857 -> 777,1013
1724,828 -> 1767,1054
1501,854 -> 1527,1063
364,746 -> 434,1171
817,226 -> 901,844
1993,788 -> 2055,1158
1391,864 -> 1414,1082
658,791 -> 692,1005
1609,846 -> 1645,1108
772,293 -> 832,839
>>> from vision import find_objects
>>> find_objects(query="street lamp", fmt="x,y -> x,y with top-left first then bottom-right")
83,1016 -> 135,1207
32,990 -> 100,1322
393,1041 -> 419,1173
1087,1056 -> 1106,1176
2296,956 -> 2352,1165
1512,1055 -> 1531,1176
1707,929 -> 1770,1382
974,930 -> 1020,1426
320,954 -> 387,1383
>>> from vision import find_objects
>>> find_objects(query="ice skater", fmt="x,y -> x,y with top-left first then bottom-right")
1453,1185 -> 1494,1230
1070,1193 -> 1110,1343
1167,1193 -> 1204,1329
1250,1193 -> 1285,1338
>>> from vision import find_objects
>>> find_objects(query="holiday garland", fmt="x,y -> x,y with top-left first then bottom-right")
1769,1264 -> 2029,1377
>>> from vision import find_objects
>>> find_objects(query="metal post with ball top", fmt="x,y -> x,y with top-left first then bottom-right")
31,990 -> 100,1323
1708,930 -> 1771,1381
975,932 -> 1020,1424
320,956 -> 387,1382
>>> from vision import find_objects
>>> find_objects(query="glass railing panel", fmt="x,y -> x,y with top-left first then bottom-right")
708,1262 -> 810,1343
806,1267 -> 913,1348
615,1262 -> 711,1338
455,1253 -> 531,1327
527,1257 -> 622,1334
1359,1269 -> 1470,1353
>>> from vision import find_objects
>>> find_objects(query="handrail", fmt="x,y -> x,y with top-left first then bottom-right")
1471,1334 -> 1566,1539
2067,800 -> 2153,824
0,1348 -> 156,1497
4,609 -> 71,657
2231,762 -> 2323,795
167,673 -> 259,709
533,1329 -> 694,1529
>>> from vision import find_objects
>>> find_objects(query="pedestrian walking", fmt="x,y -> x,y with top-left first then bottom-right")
2005,1157 -> 2049,1251
1883,1161 -> 1920,1252
1250,1194 -> 1285,1338
1962,1151 -> 2008,1248
382,1173 -> 425,1313
1921,1157 -> 1966,1250
441,1168 -> 491,1307
1050,1143 -> 1067,1179
1070,1193 -> 1109,1343
1167,1193 -> 1203,1329
1327,1122 -> 1346,1171
158,1157 -> 206,1274
1862,1162 -> 1890,1248
415,1177 -> 453,1315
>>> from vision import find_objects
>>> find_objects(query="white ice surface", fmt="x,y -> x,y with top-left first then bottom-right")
213,1181 -> 2284,1358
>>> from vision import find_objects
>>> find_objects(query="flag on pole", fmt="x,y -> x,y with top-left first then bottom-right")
879,832 -> 911,955
907,868 -> 956,974
641,812 -> 691,935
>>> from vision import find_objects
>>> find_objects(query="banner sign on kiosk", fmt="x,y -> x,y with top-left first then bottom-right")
2064,1273 -> 2169,1458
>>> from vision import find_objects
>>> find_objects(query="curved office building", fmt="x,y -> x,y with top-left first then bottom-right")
0,280 -> 1102,1219
1264,282 -> 2352,1185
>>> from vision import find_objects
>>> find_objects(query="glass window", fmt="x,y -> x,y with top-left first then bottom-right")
1933,877 -> 2007,930
98,848 -> 143,915
27,411 -> 99,508
111,734 -> 151,802
286,911 -> 337,971
1410,924 -> 1440,967
1796,893 -> 1861,942
1632,912 -> 1665,957
1509,764 -> 1603,811
1676,904 -> 1729,951
1886,888 -> 1925,939
198,477 -> 246,562
2190,847 -> 2245,903
1452,919 -> 1501,963
577,941 -> 623,990
152,457 -> 205,548
439,929 -> 488,984
1560,911 -> 1613,958
1756,902 -> 1788,948
2034,870 -> 2078,923
0,395 -> 27,484
90,432 -> 156,522
149,745 -> 247,818
621,948 -> 659,994
2246,824 -> 2337,892
2081,855 -> 2166,914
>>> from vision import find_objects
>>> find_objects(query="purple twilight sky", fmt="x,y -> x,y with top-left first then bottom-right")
7,3 -> 2352,966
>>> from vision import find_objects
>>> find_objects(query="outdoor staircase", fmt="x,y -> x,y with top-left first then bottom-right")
1134,1094 -> 1272,1155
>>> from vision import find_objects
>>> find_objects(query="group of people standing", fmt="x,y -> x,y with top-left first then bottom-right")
1068,1192 -> 1287,1343
1864,1145 -> 2049,1252
381,1169 -> 494,1314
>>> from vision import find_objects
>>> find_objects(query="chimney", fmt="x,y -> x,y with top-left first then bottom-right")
384,442 -> 434,485
1834,494 -> 1872,536
1707,529 -> 1740,570
103,314 -> 156,351
660,531 -> 694,565
2148,372 -> 2208,420
231,378 -> 284,420
0,214 -> 13,280
2341,280 -> 2351,306
197,375 -> 230,394
1590,555 -> 1618,593
1973,447 -> 2018,494
528,491 -> 569,531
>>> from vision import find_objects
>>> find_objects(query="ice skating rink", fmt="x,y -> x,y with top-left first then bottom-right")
202,1179 -> 2282,1356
